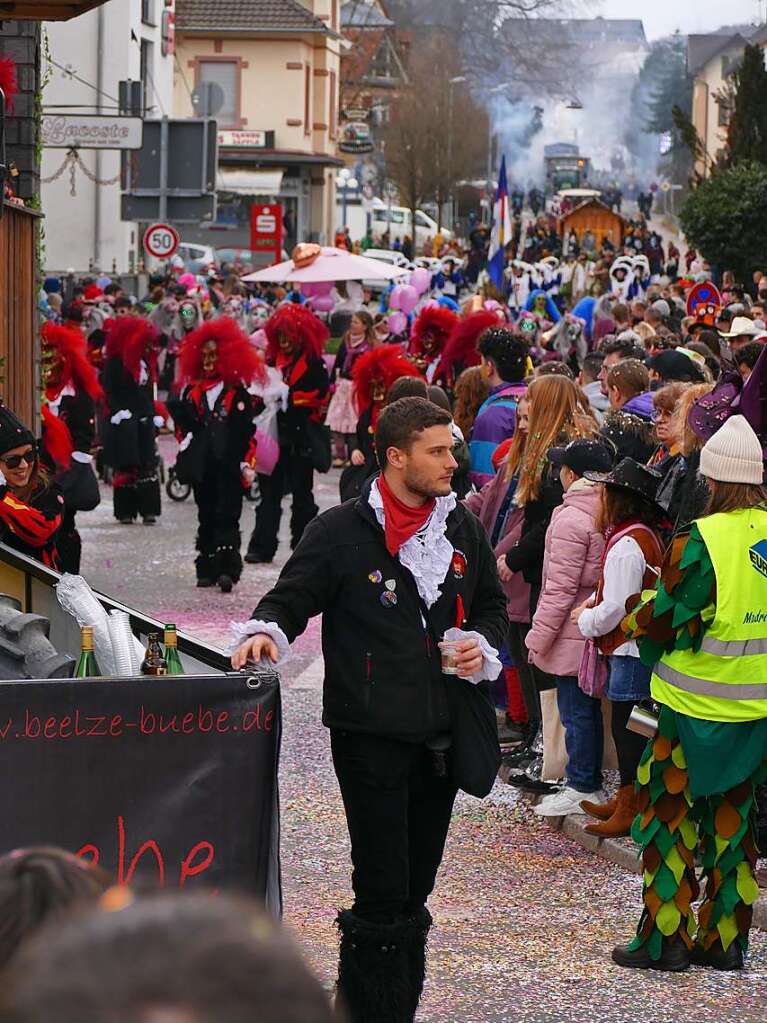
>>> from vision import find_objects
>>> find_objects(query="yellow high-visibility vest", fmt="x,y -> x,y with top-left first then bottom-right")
651,507 -> 767,723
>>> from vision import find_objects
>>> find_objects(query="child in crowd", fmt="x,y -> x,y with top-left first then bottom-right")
573,459 -> 665,837
525,439 -> 612,817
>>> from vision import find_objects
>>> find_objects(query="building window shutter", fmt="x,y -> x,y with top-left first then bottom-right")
305,66 -> 311,134
330,70 -> 337,139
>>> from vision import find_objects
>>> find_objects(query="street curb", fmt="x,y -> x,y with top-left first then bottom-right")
547,809 -> 767,931
499,762 -> 767,930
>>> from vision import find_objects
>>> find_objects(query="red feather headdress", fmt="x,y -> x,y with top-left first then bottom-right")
264,304 -> 329,363
441,310 -> 499,373
104,317 -> 160,383
178,318 -> 266,388
409,306 -> 459,358
41,322 -> 104,403
352,346 -> 422,414
0,58 -> 18,112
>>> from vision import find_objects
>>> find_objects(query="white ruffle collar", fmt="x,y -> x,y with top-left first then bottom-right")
369,477 -> 456,608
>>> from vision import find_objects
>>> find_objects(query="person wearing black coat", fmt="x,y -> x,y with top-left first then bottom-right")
232,397 -> 507,1023
245,305 -> 330,564
100,317 -> 163,525
172,319 -> 265,593
40,323 -> 104,574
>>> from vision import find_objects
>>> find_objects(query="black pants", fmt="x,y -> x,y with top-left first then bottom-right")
248,448 -> 317,559
331,730 -> 458,924
506,621 -> 555,728
56,508 -> 82,576
610,698 -> 649,787
193,462 -> 244,583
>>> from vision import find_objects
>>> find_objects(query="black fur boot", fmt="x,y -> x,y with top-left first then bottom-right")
113,483 -> 138,522
195,552 -> 216,587
214,529 -> 242,592
336,911 -> 411,1023
405,906 -> 432,1021
136,473 -> 161,521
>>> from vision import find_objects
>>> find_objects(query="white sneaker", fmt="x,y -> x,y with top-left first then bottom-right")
533,785 -> 602,817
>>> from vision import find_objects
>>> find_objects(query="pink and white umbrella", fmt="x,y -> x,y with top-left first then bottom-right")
241,245 -> 408,284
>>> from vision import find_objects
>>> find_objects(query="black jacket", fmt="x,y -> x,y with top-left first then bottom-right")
252,479 -> 507,741
504,469 -> 564,610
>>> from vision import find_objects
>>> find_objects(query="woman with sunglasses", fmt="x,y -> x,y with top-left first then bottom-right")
0,405 -> 63,570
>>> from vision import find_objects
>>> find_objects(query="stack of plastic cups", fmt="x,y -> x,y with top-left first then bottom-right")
107,611 -> 137,677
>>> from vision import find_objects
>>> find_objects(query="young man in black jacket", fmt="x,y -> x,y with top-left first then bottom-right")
232,397 -> 507,1023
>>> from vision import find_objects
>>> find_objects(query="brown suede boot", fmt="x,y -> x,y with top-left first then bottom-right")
584,784 -> 638,838
580,794 -> 617,821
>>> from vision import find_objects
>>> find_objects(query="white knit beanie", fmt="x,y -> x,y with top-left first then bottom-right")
700,415 -> 764,484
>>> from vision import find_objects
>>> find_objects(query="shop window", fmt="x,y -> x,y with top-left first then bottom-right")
198,60 -> 240,129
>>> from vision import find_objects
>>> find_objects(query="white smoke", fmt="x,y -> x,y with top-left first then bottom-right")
491,33 -> 661,190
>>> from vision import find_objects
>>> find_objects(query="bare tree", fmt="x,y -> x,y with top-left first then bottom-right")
383,39 -> 489,232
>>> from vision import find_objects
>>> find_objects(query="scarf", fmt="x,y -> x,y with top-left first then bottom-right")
377,473 -> 436,556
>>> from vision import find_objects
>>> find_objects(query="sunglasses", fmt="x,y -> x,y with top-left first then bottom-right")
1,450 -> 36,469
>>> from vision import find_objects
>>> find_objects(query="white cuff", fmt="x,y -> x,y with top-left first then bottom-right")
110,409 -> 132,425
0,469 -> 6,488
178,431 -> 193,452
229,618 -> 292,667
71,451 -> 93,464
442,627 -> 502,685
153,415 -> 165,428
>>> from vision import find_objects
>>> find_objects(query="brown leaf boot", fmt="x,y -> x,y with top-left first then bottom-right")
584,784 -> 638,838
580,793 -> 617,821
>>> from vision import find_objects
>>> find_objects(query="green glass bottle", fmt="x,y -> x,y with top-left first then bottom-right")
163,624 -> 184,676
74,626 -> 101,678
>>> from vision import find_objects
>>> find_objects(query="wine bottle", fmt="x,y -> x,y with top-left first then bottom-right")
163,624 -> 184,676
74,626 -> 101,678
141,633 -> 168,676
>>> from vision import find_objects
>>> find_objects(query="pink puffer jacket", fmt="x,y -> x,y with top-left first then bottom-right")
525,481 -> 605,676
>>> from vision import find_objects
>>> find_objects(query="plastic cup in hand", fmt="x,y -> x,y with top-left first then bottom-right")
441,641 -> 460,675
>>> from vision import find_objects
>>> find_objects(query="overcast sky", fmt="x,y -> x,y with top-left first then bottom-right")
597,0 -> 763,40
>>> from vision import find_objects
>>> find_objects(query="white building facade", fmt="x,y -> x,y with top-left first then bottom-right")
41,0 -> 175,274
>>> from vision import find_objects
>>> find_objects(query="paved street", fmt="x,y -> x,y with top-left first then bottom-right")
79,443 -> 767,1023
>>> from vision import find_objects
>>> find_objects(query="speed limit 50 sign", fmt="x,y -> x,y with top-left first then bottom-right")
143,222 -> 180,260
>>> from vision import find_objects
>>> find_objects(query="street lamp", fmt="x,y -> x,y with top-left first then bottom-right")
486,81 -> 514,187
336,167 -> 358,236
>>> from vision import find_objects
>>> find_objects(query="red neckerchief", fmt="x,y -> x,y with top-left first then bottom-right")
377,473 -> 436,557
189,377 -> 234,415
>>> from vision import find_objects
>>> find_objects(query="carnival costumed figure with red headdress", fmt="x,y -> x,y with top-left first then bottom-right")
339,346 -> 423,503
408,305 -> 459,385
440,310 -> 500,393
173,320 -> 265,592
101,317 -> 163,525
40,323 -> 105,573
245,304 -> 330,564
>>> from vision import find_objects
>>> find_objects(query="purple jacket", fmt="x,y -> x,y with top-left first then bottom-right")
525,481 -> 605,676
464,471 -> 531,623
622,390 -> 654,421
468,382 -> 527,488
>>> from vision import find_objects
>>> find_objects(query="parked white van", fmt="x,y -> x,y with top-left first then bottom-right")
335,199 -> 451,248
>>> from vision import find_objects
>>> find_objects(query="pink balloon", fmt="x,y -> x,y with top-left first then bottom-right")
411,267 -> 431,295
311,295 -> 335,313
388,311 -> 407,334
398,285 -> 419,316
300,282 -> 322,298
388,285 -> 404,311
421,299 -> 439,310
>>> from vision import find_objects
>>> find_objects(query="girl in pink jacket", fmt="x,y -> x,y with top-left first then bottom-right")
525,438 -> 612,817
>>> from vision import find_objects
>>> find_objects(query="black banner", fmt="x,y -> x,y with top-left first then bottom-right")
0,672 -> 281,907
